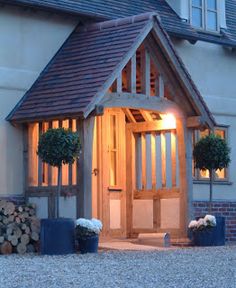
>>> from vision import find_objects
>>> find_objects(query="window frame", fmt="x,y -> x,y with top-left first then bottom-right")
193,126 -> 230,183
190,0 -> 220,33
108,110 -> 122,190
27,119 -> 78,189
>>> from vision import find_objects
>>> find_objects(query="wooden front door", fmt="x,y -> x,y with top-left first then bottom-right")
97,108 -> 126,237
126,120 -> 182,238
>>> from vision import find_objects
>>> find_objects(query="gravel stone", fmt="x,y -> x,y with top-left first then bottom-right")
0,246 -> 235,288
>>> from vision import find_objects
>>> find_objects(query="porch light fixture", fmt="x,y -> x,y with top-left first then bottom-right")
162,113 -> 176,129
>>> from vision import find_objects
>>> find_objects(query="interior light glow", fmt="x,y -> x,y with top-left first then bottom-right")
162,113 -> 176,129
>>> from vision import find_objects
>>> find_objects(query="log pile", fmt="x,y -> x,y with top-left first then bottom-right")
0,200 -> 40,254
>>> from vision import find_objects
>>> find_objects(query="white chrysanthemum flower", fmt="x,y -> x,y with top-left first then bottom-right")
75,218 -> 103,234
91,218 -> 103,231
188,220 -> 198,229
197,218 -> 207,228
204,215 -> 217,226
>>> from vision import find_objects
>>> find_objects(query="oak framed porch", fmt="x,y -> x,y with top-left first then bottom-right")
8,13 -> 215,240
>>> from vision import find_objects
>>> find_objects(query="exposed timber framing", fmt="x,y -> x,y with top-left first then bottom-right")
122,108 -> 136,123
77,116 -> 95,219
186,116 -> 205,128
140,110 -> 153,121
23,124 -> 29,199
117,72 -> 123,93
152,23 -> 215,128
84,21 -> 154,118
176,118 -> 193,237
131,54 -> 137,93
38,122 -> 43,186
158,74 -> 165,98
126,119 -> 176,133
101,93 -> 183,117
141,48 -> 151,97
126,127 -> 136,237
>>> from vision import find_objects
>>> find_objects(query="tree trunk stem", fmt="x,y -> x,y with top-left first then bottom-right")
209,169 -> 213,214
56,166 -> 62,219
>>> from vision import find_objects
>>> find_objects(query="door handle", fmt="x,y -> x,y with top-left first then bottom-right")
92,168 -> 99,176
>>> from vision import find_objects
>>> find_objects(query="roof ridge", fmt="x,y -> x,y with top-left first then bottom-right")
80,12 -> 160,32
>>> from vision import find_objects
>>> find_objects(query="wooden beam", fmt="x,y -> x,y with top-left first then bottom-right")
140,110 -> 153,122
117,72 -> 122,93
131,54 -> 136,93
126,120 -> 176,133
23,124 -> 28,199
161,132 -> 166,187
38,122 -> 43,186
47,121 -> 52,187
171,131 -> 176,187
151,133 -> 156,190
26,185 -> 79,197
186,116 -> 204,128
134,187 -> 180,199
101,92 -> 183,117
141,48 -> 150,97
126,127 -> 136,237
122,108 -> 136,123
126,54 -> 137,94
141,133 -> 146,190
77,116 -> 95,218
176,118 -> 193,237
159,74 -> 165,98
68,119 -> 73,186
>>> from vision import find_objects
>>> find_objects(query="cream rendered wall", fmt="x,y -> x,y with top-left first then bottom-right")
0,6 -> 78,196
173,39 -> 236,201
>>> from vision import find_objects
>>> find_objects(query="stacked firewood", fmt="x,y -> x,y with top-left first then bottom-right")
0,200 -> 40,254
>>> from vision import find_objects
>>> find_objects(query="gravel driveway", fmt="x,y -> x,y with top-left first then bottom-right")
0,246 -> 235,288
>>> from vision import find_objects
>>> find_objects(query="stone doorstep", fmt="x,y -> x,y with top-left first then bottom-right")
99,233 -> 186,251
98,240 -> 176,251
171,237 -> 193,247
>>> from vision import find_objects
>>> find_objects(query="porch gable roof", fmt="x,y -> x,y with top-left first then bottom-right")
7,12 -> 215,127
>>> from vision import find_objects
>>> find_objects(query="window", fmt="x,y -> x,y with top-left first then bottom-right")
28,119 -> 78,187
193,127 -> 228,182
109,114 -> 118,187
191,0 -> 219,32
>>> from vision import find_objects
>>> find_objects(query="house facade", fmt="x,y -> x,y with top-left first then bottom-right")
1,0 -> 236,241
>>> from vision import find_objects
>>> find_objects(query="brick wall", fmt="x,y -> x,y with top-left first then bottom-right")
193,201 -> 236,242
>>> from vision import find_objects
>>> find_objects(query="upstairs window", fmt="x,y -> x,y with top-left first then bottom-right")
191,0 -> 219,32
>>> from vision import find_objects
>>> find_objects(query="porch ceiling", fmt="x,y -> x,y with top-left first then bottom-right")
7,12 -> 215,128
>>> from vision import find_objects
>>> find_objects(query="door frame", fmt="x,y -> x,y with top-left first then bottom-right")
96,108 -> 127,238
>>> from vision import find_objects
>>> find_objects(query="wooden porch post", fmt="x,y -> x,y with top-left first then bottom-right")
126,126 -> 136,237
23,124 -> 29,201
77,116 -> 95,219
176,117 -> 193,237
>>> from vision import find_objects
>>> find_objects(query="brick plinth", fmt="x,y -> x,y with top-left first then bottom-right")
193,201 -> 236,242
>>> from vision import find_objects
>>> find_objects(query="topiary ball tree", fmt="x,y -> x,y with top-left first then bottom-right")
37,128 -> 81,218
193,133 -> 230,213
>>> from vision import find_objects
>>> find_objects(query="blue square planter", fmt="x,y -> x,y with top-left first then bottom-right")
40,218 -> 75,255
192,216 -> 225,247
